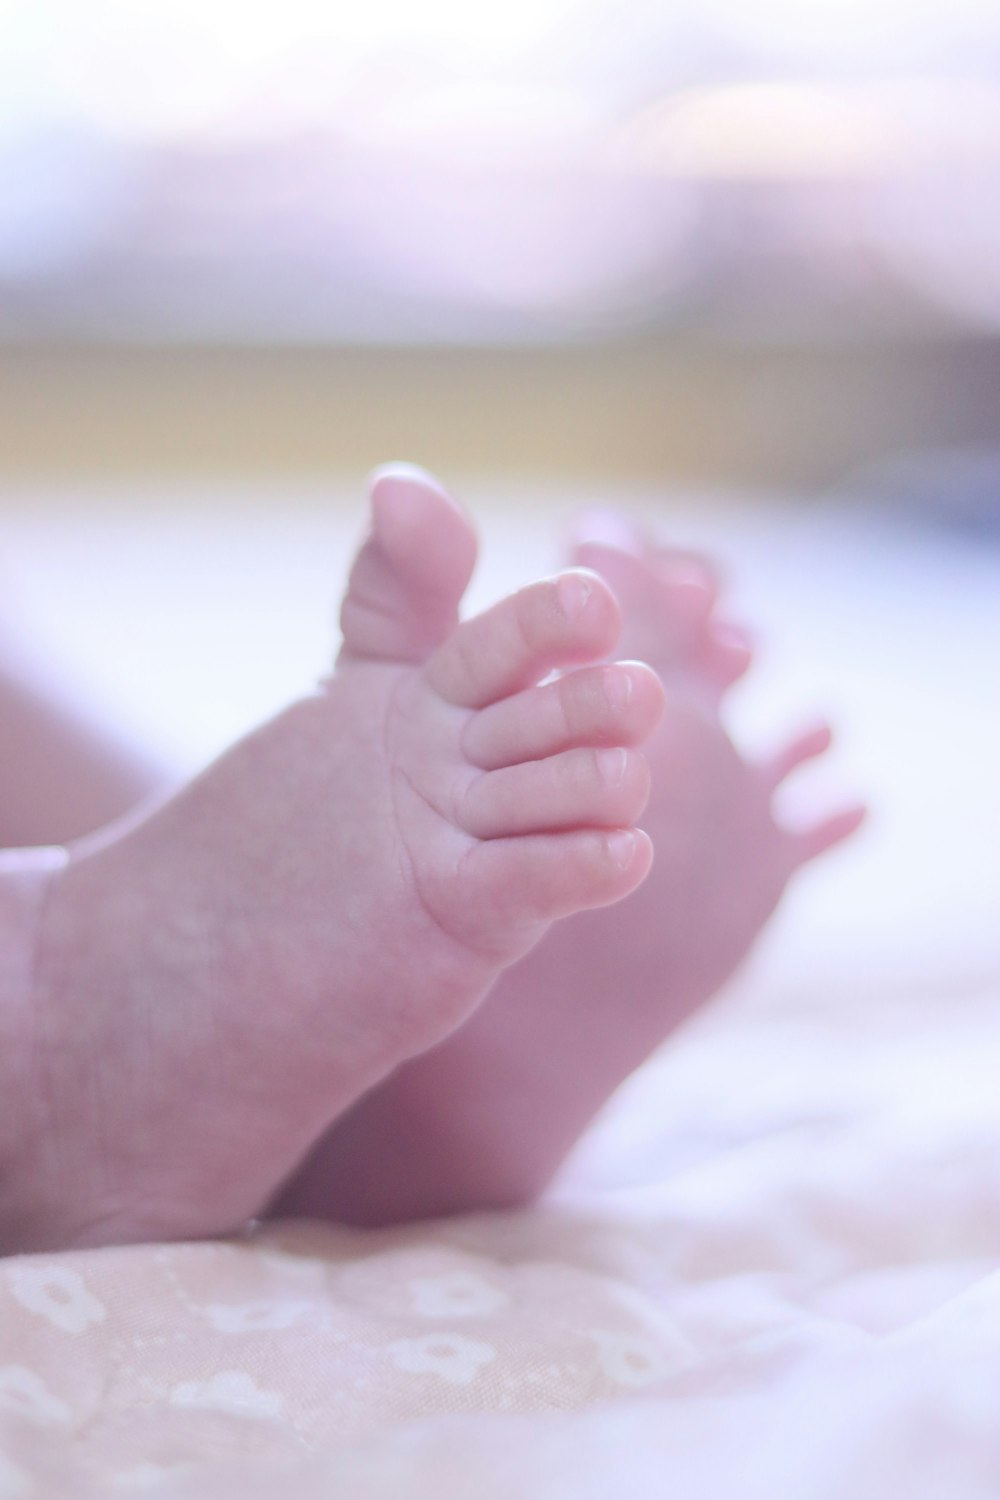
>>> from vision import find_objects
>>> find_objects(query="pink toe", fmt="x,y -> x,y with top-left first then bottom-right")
460,826 -> 655,936
764,722 -> 835,790
462,660 -> 665,771
790,803 -> 868,866
460,746 -> 651,840
426,570 -> 622,709
700,622 -> 755,691
340,465 -> 477,664
368,465 -> 478,600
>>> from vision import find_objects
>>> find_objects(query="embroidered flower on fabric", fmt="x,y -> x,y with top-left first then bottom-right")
205,1298 -> 318,1333
409,1272 -> 508,1319
591,1330 -> 669,1388
109,1461 -> 198,1493
169,1370 -> 282,1419
0,1366 -> 71,1427
387,1333 -> 497,1386
6,1264 -> 107,1335
0,1445 -> 31,1498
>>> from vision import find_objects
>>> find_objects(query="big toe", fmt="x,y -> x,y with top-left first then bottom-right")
339,464 -> 478,664
569,521 -> 714,671
569,510 -> 754,700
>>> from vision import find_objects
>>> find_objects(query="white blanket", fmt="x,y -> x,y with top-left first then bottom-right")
1,956 -> 997,1498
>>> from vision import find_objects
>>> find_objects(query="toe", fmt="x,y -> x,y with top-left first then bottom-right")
425,569 -> 621,708
763,722 -> 835,791
462,660 -> 664,770
650,545 -> 721,602
460,746 -> 651,839
460,826 -> 654,937
569,509 -> 720,598
339,464 -> 477,665
570,537 -> 716,670
697,621 -> 754,691
786,804 -> 868,866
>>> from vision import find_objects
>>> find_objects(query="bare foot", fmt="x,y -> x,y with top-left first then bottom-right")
0,471 -> 663,1252
275,513 -> 865,1225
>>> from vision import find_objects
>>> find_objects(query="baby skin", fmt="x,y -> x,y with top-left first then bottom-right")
275,503 -> 865,1225
0,469 -> 664,1253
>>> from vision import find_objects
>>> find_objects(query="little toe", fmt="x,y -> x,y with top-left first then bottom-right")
786,804 -> 868,867
763,722 -> 835,792
460,746 -> 651,840
461,826 -> 654,938
426,570 -> 621,708
463,660 -> 664,770
339,464 -> 478,665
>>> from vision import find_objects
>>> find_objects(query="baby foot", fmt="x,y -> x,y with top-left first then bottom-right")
0,469 -> 662,1251
275,511 -> 864,1225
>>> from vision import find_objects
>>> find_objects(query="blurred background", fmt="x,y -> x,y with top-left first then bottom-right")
0,1 -> 997,998
0,0 -> 999,485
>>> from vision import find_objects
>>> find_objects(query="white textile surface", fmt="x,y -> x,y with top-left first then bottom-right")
0,961 -> 997,1497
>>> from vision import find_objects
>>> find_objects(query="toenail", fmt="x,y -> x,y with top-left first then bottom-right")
604,667 -> 633,711
606,829 -> 637,870
596,747 -> 628,787
556,572 -> 593,620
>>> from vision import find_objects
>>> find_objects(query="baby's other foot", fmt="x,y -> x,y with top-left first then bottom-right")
568,517 -> 864,1001
2,469 -> 661,1251
276,509 -> 864,1225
